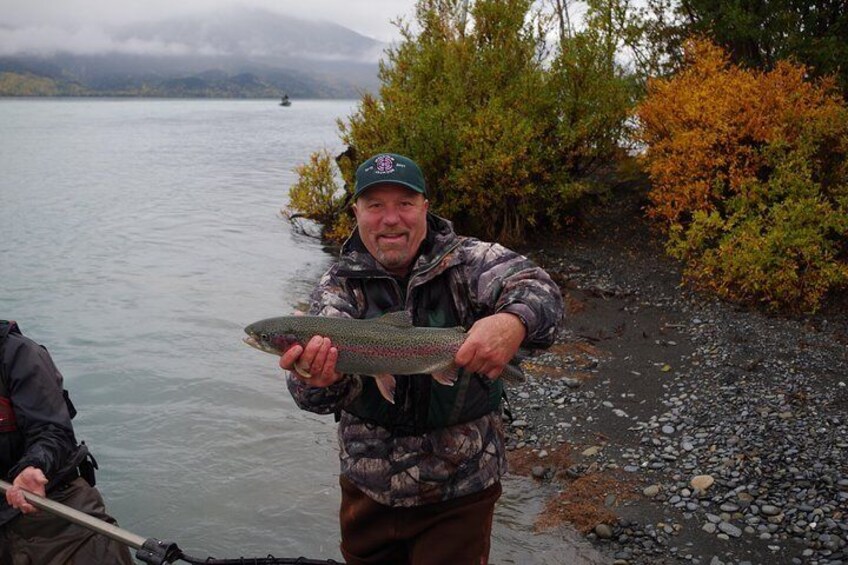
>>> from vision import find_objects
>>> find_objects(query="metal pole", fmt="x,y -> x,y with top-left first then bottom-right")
0,479 -> 146,548
0,480 -> 180,564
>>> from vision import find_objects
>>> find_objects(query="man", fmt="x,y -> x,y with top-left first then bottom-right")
280,153 -> 563,565
1,320 -> 133,565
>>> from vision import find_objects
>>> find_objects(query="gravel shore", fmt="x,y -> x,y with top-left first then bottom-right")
505,189 -> 848,565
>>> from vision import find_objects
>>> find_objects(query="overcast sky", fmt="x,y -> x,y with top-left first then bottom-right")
2,0 -> 420,43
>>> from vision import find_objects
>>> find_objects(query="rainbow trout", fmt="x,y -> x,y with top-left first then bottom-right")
243,311 -> 525,404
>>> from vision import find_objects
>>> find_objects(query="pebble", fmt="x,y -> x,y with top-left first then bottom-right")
690,475 -> 715,491
643,485 -> 660,498
718,522 -> 742,538
595,524 -> 614,539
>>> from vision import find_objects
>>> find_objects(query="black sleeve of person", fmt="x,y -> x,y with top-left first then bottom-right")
5,337 -> 79,482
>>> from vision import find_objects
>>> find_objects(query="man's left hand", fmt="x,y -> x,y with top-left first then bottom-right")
6,466 -> 48,514
455,312 -> 526,380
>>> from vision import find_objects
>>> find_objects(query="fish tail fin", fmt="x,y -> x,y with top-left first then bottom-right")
499,363 -> 526,385
294,364 -> 312,379
432,365 -> 459,387
374,374 -> 397,404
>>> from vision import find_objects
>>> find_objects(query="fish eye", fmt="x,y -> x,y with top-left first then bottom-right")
260,333 -> 269,342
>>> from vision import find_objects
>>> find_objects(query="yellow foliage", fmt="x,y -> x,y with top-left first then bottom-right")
635,38 -> 848,312
286,149 -> 350,241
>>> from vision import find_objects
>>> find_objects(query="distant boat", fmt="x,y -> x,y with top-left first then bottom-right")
280,94 -> 291,107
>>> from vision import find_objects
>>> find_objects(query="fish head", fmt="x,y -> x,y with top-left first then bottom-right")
243,318 -> 303,356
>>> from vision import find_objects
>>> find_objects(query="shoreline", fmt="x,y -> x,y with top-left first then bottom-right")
504,190 -> 848,565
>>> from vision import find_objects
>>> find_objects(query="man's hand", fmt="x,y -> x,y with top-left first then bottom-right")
279,335 -> 344,387
455,312 -> 526,380
6,466 -> 48,514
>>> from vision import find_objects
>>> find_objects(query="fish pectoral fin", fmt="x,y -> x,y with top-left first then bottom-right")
374,374 -> 397,404
432,366 -> 460,387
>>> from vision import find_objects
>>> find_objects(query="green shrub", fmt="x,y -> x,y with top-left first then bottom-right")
289,0 -> 636,244
286,149 -> 353,241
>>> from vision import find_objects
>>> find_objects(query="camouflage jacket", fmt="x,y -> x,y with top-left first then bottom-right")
287,213 -> 563,507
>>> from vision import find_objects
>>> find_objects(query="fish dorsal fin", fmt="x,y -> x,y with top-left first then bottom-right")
376,311 -> 414,328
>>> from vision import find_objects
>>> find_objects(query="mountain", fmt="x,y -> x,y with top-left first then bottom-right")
0,8 -> 387,98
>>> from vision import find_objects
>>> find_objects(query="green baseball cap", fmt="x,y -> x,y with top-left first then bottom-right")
354,153 -> 427,198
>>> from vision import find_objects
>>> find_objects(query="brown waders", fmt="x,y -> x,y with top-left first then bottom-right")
339,476 -> 501,565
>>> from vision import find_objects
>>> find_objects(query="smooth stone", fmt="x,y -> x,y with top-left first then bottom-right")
643,485 -> 661,498
718,522 -> 743,538
595,524 -> 614,539
691,475 -> 716,491
761,505 -> 782,516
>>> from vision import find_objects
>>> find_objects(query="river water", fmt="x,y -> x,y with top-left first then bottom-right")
0,99 -> 593,564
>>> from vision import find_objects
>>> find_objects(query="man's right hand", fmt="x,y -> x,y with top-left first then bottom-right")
279,335 -> 343,387
6,466 -> 48,514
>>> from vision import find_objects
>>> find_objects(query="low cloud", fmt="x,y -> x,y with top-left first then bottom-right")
0,25 -> 225,57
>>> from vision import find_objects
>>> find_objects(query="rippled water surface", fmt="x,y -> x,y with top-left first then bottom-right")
0,99 -> 587,563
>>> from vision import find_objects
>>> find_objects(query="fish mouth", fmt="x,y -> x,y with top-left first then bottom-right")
243,335 -> 279,356
242,336 -> 261,350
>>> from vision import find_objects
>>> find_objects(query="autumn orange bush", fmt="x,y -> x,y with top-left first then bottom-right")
635,38 -> 848,312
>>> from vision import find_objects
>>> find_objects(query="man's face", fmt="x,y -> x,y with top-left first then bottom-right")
352,183 -> 429,276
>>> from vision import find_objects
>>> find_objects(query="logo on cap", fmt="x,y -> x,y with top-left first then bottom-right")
374,154 -> 396,174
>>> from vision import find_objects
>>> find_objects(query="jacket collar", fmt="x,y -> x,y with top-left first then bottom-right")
0,321 -> 19,345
